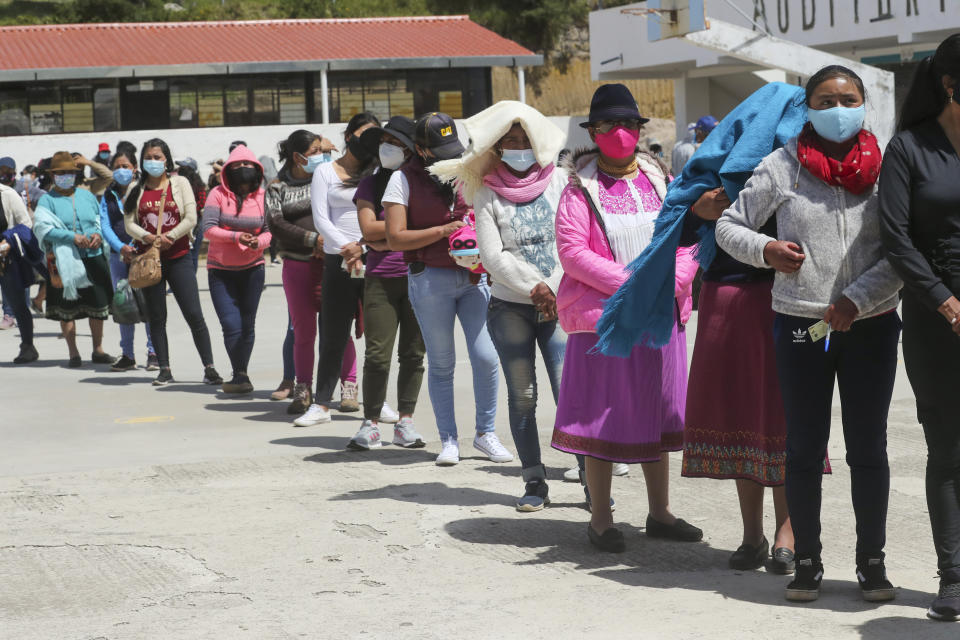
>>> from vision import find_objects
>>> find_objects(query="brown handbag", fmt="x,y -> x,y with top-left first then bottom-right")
128,186 -> 167,289
46,252 -> 63,288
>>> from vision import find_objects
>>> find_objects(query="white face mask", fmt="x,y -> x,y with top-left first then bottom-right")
500,148 -> 537,172
379,143 -> 406,170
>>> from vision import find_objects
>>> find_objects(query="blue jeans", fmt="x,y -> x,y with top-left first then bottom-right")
108,252 -> 154,360
208,265 -> 265,375
487,297 -> 566,480
408,266 -> 498,441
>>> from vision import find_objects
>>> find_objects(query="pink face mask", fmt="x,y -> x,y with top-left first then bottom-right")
595,126 -> 641,159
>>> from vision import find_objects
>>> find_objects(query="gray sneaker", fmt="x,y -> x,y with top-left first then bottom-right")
392,417 -> 425,448
347,420 -> 382,450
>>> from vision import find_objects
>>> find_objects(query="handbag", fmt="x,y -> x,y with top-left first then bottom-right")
128,186 -> 167,289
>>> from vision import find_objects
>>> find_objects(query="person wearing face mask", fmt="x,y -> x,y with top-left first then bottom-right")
549,84 -> 699,552
879,34 -> 960,622
384,111 -> 511,466
36,152 -> 115,367
202,144 -> 272,394
124,138 -> 222,388
99,147 -> 157,372
0,169 -> 38,362
294,113 -> 380,427
344,115 -> 425,450
717,66 -> 903,603
266,129 -> 357,415
430,101 -> 578,509
15,165 -> 45,212
95,143 -> 111,166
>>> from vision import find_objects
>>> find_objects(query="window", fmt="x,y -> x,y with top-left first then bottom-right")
63,84 -> 94,132
198,82 -> 225,128
0,88 -> 29,136
224,80 -> 249,126
169,81 -> 198,128
27,85 -> 62,134
93,85 -> 120,131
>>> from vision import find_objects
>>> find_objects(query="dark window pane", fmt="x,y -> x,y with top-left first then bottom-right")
169,81 -> 198,128
94,85 -> 120,131
0,88 -> 29,136
27,85 -> 62,134
224,80 -> 249,126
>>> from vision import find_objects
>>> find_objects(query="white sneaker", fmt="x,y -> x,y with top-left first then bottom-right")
563,466 -> 581,482
613,463 -> 630,476
473,432 -> 514,463
436,437 -> 460,466
393,418 -> 425,448
293,403 -> 331,427
347,420 -> 382,450
379,402 -> 400,424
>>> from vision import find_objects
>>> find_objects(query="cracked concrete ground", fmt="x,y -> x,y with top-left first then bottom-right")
0,267 -> 955,639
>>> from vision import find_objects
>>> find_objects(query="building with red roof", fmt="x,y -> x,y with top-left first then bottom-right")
0,16 -> 541,136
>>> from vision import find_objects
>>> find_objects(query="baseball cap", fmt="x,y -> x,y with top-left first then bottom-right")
695,115 -> 719,133
98,142 -> 110,152
0,156 -> 15,171
414,112 -> 464,160
176,157 -> 198,171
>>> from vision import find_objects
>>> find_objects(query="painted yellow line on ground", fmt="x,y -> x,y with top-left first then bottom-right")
114,416 -> 176,424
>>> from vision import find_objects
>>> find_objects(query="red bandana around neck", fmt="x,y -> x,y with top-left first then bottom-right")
796,123 -> 881,195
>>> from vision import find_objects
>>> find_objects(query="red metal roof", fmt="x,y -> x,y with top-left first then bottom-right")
0,16 -> 536,71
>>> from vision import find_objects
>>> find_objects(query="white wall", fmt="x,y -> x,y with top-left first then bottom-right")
0,117 -> 593,179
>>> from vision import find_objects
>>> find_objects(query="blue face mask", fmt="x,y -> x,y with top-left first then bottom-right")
53,173 -> 75,190
806,105 -> 866,143
501,148 -> 537,172
300,153 -> 328,174
142,159 -> 166,177
113,167 -> 134,186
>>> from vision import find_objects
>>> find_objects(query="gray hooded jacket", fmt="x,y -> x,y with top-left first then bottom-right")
715,138 -> 901,320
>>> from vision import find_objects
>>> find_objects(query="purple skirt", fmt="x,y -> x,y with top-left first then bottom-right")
551,322 -> 688,463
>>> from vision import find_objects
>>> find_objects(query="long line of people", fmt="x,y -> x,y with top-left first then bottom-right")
3,34 -> 960,622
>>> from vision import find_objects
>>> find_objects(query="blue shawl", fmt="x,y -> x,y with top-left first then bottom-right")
594,82 -> 807,356
33,206 -> 92,300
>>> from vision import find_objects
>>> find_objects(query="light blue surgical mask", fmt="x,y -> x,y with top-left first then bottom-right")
299,153 -> 327,174
806,105 -> 866,143
142,159 -> 166,177
98,151 -> 110,161
113,167 -> 134,186
53,173 -> 75,190
500,148 -> 537,172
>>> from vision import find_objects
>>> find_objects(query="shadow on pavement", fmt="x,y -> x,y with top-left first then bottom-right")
77,375 -> 152,386
202,400 -> 325,423
475,464 -> 581,483
275,438 -> 437,465
327,481 -> 583,509
0,359 -> 64,368
857,615 -> 955,639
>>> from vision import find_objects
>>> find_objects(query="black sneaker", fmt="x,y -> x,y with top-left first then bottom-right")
856,555 -> 895,602
516,480 -> 550,512
928,571 -> 960,622
770,547 -> 796,575
729,537 -> 769,570
202,365 -> 223,385
153,368 -> 173,386
645,515 -> 704,542
13,343 -> 38,364
785,557 -> 823,602
222,373 -> 254,394
110,355 -> 137,371
145,353 -> 160,371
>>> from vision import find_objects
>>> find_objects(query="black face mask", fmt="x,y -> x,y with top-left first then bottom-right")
0,173 -> 13,186
347,137 -> 372,163
226,165 -> 259,190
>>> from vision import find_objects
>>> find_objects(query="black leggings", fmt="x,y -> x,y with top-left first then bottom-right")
315,253 -> 363,403
143,253 -> 214,370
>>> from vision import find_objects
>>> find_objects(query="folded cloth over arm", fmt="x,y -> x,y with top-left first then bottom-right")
33,206 -> 92,300
594,82 -> 808,355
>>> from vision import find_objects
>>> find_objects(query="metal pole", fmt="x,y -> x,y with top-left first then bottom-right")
320,67 -> 330,124
517,66 -> 526,104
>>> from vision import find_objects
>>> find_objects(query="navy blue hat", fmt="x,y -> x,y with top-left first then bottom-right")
360,115 -> 417,155
415,112 -> 465,160
0,156 -> 15,171
580,83 -> 649,128
695,115 -> 719,133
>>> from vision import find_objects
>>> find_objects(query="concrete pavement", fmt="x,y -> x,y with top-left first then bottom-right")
0,265 -> 954,639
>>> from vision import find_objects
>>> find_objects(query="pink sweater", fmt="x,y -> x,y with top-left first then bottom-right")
202,145 -> 272,271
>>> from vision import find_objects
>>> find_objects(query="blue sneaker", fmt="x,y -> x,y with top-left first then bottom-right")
516,480 -> 550,512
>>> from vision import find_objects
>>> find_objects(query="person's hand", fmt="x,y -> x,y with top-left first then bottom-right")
120,244 -> 135,263
763,240 -> 805,273
73,234 -> 89,249
72,154 -> 90,166
319,138 -> 338,153
823,296 -> 858,332
938,296 -> 960,335
0,240 -> 9,256
530,282 -> 556,309
238,232 -> 255,248
345,256 -> 363,274
691,187 -> 731,221
87,234 -> 102,250
158,234 -> 174,250
440,220 -> 466,238
340,241 -> 363,262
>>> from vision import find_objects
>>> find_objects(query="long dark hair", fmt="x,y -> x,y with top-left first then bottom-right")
342,112 -> 380,187
899,34 -> 960,131
124,138 -> 174,215
277,129 -> 320,176
109,148 -> 138,193
804,65 -> 866,106
176,165 -> 206,204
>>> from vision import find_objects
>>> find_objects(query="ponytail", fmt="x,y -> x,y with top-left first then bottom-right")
123,173 -> 147,215
278,129 -> 319,174
899,34 -> 960,132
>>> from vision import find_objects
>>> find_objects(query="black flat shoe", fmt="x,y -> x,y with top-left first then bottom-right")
91,351 -> 114,364
729,537 -> 769,570
645,515 -> 703,542
587,524 -> 626,553
769,547 -> 796,575
67,355 -> 81,368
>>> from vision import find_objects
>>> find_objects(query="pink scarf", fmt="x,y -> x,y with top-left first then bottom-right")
482,162 -> 555,203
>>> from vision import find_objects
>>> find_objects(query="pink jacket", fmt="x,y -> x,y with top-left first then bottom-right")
202,145 -> 272,271
556,151 -> 696,335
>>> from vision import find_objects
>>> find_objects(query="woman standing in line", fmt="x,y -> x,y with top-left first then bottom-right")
346,116 -> 424,450
124,138 -> 222,387
295,113 -> 379,427
717,66 -> 902,603
550,85 -> 700,552
37,152 -> 114,367
100,147 -> 157,372
879,35 -> 960,622
384,112 -> 512,466
266,130 -> 359,417
202,144 -> 271,394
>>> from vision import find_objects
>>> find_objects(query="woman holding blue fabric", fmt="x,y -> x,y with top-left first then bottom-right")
100,147 -> 157,372
716,66 -> 903,603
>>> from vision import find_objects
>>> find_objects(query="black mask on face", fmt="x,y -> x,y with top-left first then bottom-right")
0,173 -> 13,186
226,165 -> 259,190
347,137 -> 372,163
